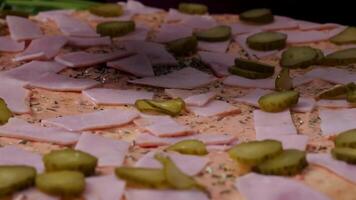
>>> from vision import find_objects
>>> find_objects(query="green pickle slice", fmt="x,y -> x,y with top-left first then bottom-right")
280,46 -> 318,69
228,140 -> 283,166
239,8 -> 274,24
322,48 -> 356,66
178,3 -> 208,15
166,139 -> 208,155
35,171 -> 85,197
246,31 -> 287,51
97,21 -> 135,38
330,27 -> 356,45
335,129 -> 356,148
43,149 -> 98,176
0,98 -> 13,125
135,98 -> 185,116
115,167 -> 167,188
255,149 -> 308,176
332,147 -> 356,164
347,89 -> 356,103
234,58 -> 275,74
0,165 -> 36,197
229,66 -> 274,79
275,68 -> 293,91
316,84 -> 349,100
258,90 -> 299,112
166,36 -> 198,56
195,25 -> 231,42
89,3 -> 123,17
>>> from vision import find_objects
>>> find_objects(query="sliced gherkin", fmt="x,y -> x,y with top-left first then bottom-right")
0,98 -> 13,125
195,25 -> 231,42
115,167 -> 167,188
135,98 -> 185,117
280,46 -> 318,69
275,68 -> 293,91
96,21 -> 135,38
335,129 -> 356,148
316,84 -> 349,100
246,31 -> 287,51
330,27 -> 356,45
331,147 -> 356,164
89,3 -> 123,17
166,36 -> 198,56
234,58 -> 275,73
166,139 -> 208,155
229,66 -> 274,79
239,8 -> 274,24
258,90 -> 299,112
322,48 -> 356,66
347,89 -> 356,103
178,3 -> 208,15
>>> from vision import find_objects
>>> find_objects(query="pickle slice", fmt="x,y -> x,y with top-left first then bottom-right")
89,3 -> 123,17
115,167 -> 167,188
0,165 -> 36,197
275,68 -> 293,91
280,46 -> 318,69
178,3 -> 208,15
234,58 -> 275,73
135,98 -> 185,117
96,21 -> 135,38
0,98 -> 13,125
255,149 -> 308,176
258,90 -> 299,112
316,84 -> 349,100
35,171 -> 85,197
330,27 -> 356,45
228,140 -> 283,166
247,31 -> 287,51
166,36 -> 198,56
229,66 -> 274,79
347,89 -> 356,103
335,129 -> 356,148
322,48 -> 356,66
332,147 -> 356,164
195,25 -> 231,42
239,8 -> 274,24
43,149 -> 97,176
166,139 -> 208,155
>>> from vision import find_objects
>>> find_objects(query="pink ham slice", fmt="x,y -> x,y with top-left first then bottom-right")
307,153 -> 356,184
0,145 -> 44,172
83,88 -> 154,105
297,20 -> 341,31
84,175 -> 126,200
153,24 -> 193,43
107,54 -> 154,77
114,26 -> 148,41
292,97 -> 316,113
0,76 -> 30,114
52,14 -> 99,37
305,67 -> 356,84
182,15 -> 217,29
184,92 -> 216,107
0,118 -> 79,145
14,35 -> 68,62
281,28 -> 345,44
75,133 -> 129,167
125,189 -> 209,200
198,51 -> 235,77
198,40 -> 231,53
319,108 -> 356,136
128,67 -> 217,89
165,8 -> 204,22
293,75 -> 315,87
67,36 -> 111,48
34,10 -> 74,22
188,100 -> 240,117
25,73 -> 100,92
43,109 -> 139,131
235,173 -> 331,200
223,76 -> 275,89
55,50 -> 133,68
14,188 -> 59,200
164,89 -> 194,99
257,133 -> 308,150
125,0 -> 164,14
316,99 -> 356,108
135,151 -> 209,176
0,36 -> 25,52
6,16 -> 43,41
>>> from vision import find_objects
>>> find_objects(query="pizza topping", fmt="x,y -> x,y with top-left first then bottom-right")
224,75 -> 275,89
195,25 -> 231,42
75,133 -> 129,167
322,48 -> 356,66
316,99 -> 356,108
305,67 -> 356,85
135,98 -> 185,117
198,51 -> 235,77
0,146 -> 44,172
246,31 -> 287,51
229,66 -> 274,79
197,40 -> 230,53
347,89 -> 356,103
178,3 -> 208,15
291,97 -> 316,113
229,58 -> 275,79
330,27 -> 356,45
13,188 -> 59,200
166,140 -> 208,156
331,147 -> 356,164
0,98 -> 12,125
6,16 -> 43,41
67,36 -> 112,48
275,68 -> 293,91
116,167 -> 167,188
89,3 -> 123,17
297,20 -> 340,31
184,92 -> 216,107
43,149 -> 97,176
234,88 -> 271,107
0,36 -> 25,52
125,189 -> 209,200
153,24 -> 193,43
43,109 -> 139,131
280,46 -> 319,68
52,14 -> 99,37
258,90 -> 299,112
0,77 -> 30,114
166,36 -> 198,56
187,100 -> 240,117
239,8 -> 274,24
35,171 -> 85,197
97,21 -> 135,38
126,0 -> 164,14
0,165 -> 36,198
108,54 -> 154,77
316,84 -> 351,100
280,28 -> 344,44
257,134 -> 308,151
319,108 -> 356,135
84,175 -> 125,200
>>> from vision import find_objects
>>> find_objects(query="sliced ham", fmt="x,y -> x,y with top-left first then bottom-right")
34,9 -> 74,22
107,54 -> 154,77
128,67 -> 216,89
83,88 -> 154,105
198,51 -> 235,77
0,145 -> 44,172
307,153 -> 356,184
25,73 -> 100,92
84,175 -> 126,200
185,92 -> 216,107
293,75 -> 315,87
87,11 -> 134,23
235,33 -> 279,59
0,36 -> 25,52
257,133 -> 308,150
292,97 -> 316,113
253,110 -> 297,138
305,68 -> 356,84
55,50 -> 133,68
0,76 -> 30,114
235,173 -> 331,200
52,14 -> 99,37
316,99 -> 356,108
114,26 -> 149,41
165,8 -> 204,22
188,100 -> 240,117
198,40 -> 231,53
14,35 -> 67,62
281,28 -> 346,44
223,76 -> 275,89
43,109 -> 139,131
67,36 -> 111,48
125,0 -> 164,14
319,108 -> 356,135
165,89 -> 194,99
6,16 -> 43,41
14,188 -> 59,200
75,133 -> 129,167
182,15 -> 217,29
297,20 -> 341,31
125,189 -> 209,200
153,24 -> 193,43
0,118 -> 79,145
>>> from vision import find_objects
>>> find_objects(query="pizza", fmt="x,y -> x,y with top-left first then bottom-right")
0,1 -> 356,200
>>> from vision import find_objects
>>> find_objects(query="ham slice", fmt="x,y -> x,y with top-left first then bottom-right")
153,24 -> 193,43
297,20 -> 341,31
75,133 -> 129,167
319,108 -> 356,135
188,100 -> 240,117
307,153 -> 356,184
165,89 -> 194,99
257,133 -> 308,150
317,99 -> 356,108
128,67 -> 216,89
305,68 -> 356,84
43,109 -> 139,131
0,36 -> 25,52
0,76 -> 30,114
198,51 -> 235,77
224,76 -> 275,89
125,0 -> 164,14
34,10 -> 74,22
0,118 -> 79,145
293,75 -> 315,87
165,8 -> 205,22
107,54 -> 154,77
55,50 -> 133,68
25,73 -> 100,92
292,97 -> 316,113
52,14 -> 99,37
198,40 -> 231,53
14,35 -> 67,62
114,26 -> 148,41
67,36 -> 111,48
281,28 -> 345,44
184,92 -> 216,107
182,16 -> 217,29
14,188 -> 59,200
84,175 -> 126,200
6,16 -> 43,41
83,88 -> 154,105
253,110 -> 297,138
125,189 -> 209,200
135,151 -> 209,176
0,145 -> 44,172
235,173 -> 331,200
235,33 -> 279,59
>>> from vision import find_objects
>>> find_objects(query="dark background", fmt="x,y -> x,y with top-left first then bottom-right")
105,0 -> 355,26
